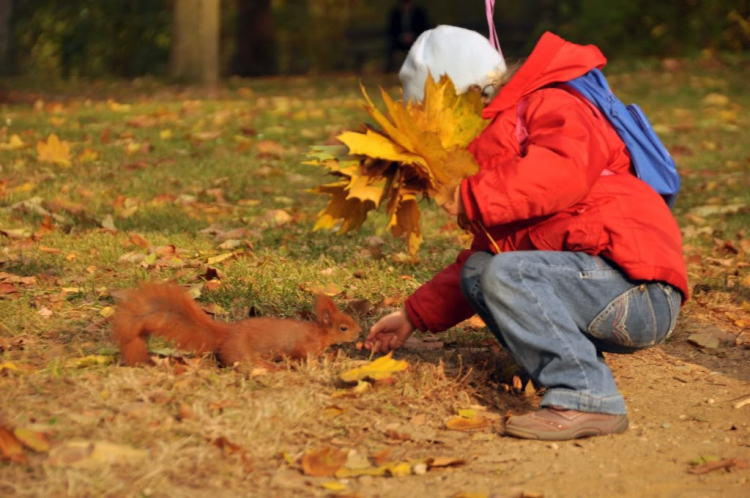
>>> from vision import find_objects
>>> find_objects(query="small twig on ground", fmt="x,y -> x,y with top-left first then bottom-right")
689,458 -> 749,475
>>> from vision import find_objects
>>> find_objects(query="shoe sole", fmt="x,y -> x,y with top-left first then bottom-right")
503,415 -> 629,441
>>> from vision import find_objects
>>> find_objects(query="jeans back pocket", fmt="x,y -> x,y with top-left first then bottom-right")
587,284 -> 659,350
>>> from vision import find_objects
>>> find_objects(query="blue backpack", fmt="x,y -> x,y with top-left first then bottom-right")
565,69 -> 680,209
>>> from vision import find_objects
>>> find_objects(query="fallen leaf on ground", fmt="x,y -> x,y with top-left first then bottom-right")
107,100 -> 131,112
687,333 -> 721,350
0,227 -> 32,239
210,436 -> 245,456
410,413 -> 427,426
206,252 -> 236,265
189,131 -> 222,142
690,204 -> 747,218
99,306 -> 115,318
445,413 -> 494,432
322,406 -> 345,419
128,233 -> 151,248
312,282 -> 343,297
177,403 -> 199,421
388,461 -> 412,477
0,362 -> 21,373
702,93 -> 730,106
218,239 -> 242,250
37,133 -> 72,167
100,214 -> 117,231
65,355 -> 114,368
343,451 -> 371,470
13,428 -> 50,452
427,457 -> 466,468
78,148 -> 100,163
301,446 -> 348,477
47,440 -> 148,468
335,465 -> 389,478
335,460 -> 414,478
385,429 -> 412,441
0,134 -> 27,151
321,481 -> 348,491
372,448 -> 391,466
0,283 -> 19,296
255,139 -> 286,157
255,209 -> 292,227
340,352 -> 409,383
0,426 -> 28,464
461,315 -> 487,330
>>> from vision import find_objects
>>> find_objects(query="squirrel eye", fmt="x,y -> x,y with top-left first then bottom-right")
340,325 -> 348,332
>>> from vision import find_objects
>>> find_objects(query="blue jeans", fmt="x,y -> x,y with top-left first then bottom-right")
460,251 -> 681,414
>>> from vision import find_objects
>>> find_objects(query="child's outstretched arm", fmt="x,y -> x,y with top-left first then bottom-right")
365,309 -> 415,353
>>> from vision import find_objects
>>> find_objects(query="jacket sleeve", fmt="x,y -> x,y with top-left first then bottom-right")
404,249 -> 476,332
462,89 -> 613,227
404,231 -> 492,332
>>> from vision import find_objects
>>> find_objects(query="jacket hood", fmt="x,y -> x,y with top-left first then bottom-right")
483,32 -> 607,119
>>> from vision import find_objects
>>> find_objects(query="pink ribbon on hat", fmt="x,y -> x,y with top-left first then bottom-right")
486,0 -> 504,59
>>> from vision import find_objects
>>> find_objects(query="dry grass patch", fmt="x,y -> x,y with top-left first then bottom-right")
2,346 -> 513,495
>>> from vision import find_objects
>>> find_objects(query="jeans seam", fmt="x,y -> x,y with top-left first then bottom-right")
665,288 -> 679,338
646,287 -> 657,344
518,258 -> 592,393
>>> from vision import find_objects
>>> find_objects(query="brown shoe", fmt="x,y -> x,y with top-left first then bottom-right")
503,406 -> 628,441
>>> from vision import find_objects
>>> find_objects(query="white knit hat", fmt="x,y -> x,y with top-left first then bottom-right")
399,25 -> 507,102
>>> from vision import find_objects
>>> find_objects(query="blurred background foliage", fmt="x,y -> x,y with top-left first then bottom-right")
11,0 -> 173,78
5,0 -> 750,80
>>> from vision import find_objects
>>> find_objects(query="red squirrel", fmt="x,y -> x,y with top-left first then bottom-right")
111,282 -> 362,367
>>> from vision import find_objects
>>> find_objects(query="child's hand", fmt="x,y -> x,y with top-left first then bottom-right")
365,309 -> 415,354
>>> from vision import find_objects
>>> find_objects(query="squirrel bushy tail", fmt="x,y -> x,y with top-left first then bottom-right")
111,282 -> 229,366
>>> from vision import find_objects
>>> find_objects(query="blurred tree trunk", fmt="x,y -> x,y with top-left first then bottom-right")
232,0 -> 276,76
0,0 -> 11,75
170,0 -> 220,84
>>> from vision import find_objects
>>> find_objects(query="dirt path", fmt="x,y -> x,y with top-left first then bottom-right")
383,345 -> 750,498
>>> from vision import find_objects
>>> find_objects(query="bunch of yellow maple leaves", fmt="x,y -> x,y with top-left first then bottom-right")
307,75 -> 488,260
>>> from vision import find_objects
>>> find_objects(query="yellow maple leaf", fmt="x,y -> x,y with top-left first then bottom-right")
312,180 -> 378,234
444,414 -> 494,431
37,134 -> 72,167
107,99 -> 131,112
78,148 -> 100,163
340,352 -> 409,383
64,355 -> 114,368
337,130 -> 429,172
387,192 -> 422,260
0,134 -> 27,151
309,75 -> 488,258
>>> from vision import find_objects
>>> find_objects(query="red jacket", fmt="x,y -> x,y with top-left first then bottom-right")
404,32 -> 689,333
